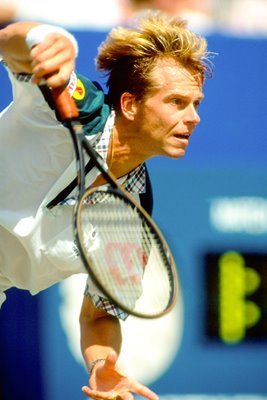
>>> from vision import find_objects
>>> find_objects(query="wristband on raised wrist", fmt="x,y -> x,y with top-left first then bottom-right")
25,24 -> 79,56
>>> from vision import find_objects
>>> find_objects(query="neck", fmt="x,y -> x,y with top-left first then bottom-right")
92,121 -> 146,187
108,119 -> 148,178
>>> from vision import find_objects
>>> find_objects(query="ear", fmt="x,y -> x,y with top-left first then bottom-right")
120,92 -> 137,121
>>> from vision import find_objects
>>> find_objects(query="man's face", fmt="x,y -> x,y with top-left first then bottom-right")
134,58 -> 204,159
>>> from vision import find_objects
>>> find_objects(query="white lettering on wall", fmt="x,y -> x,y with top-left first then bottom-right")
210,197 -> 267,234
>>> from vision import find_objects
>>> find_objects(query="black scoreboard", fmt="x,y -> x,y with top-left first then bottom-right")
206,251 -> 267,343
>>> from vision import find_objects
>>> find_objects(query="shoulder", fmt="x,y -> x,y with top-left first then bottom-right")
71,72 -> 111,135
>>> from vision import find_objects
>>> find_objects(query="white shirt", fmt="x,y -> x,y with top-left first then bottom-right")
0,69 -> 107,305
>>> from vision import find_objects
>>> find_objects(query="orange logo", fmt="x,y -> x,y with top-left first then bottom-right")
73,79 -> 85,100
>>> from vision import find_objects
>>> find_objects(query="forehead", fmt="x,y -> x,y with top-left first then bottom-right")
149,58 -> 203,96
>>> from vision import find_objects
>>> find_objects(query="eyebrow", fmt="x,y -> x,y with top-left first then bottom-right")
167,92 -> 205,102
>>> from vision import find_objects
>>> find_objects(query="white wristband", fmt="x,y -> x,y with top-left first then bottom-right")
25,24 -> 79,56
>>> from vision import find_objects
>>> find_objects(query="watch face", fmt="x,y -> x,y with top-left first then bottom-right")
205,250 -> 267,344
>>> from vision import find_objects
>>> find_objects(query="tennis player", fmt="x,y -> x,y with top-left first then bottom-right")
0,13 -> 211,400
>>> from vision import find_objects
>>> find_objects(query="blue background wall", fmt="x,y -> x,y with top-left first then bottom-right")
1,30 -> 267,400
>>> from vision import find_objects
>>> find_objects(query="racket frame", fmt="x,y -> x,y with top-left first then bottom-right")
52,87 -> 179,318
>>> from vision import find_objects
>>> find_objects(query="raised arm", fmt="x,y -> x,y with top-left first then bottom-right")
0,21 -> 77,87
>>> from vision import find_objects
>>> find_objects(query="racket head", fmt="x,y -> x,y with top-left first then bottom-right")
75,186 -> 178,318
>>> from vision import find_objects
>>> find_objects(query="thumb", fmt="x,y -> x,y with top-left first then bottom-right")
105,350 -> 118,368
105,351 -> 128,378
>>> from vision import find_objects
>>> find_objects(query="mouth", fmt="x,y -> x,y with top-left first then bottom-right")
174,133 -> 190,140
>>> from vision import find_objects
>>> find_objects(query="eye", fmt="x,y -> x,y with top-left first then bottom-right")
172,98 -> 185,107
194,100 -> 202,109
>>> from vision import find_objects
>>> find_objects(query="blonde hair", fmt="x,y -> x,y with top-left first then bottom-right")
96,12 -> 211,108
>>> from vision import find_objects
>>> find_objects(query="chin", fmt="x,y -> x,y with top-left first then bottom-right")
165,149 -> 186,159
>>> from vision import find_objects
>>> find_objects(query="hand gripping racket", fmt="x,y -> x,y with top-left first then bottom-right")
51,86 -> 178,318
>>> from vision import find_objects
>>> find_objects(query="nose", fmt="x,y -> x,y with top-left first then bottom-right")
184,104 -> 200,126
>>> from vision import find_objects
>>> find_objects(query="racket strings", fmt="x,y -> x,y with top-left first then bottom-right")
78,190 -> 174,316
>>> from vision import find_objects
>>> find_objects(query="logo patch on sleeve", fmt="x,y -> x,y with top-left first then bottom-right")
72,79 -> 85,100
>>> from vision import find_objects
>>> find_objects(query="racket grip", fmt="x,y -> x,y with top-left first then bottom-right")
51,86 -> 79,120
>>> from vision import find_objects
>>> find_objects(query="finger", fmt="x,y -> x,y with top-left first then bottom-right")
31,45 -> 74,72
44,65 -> 74,87
118,391 -> 134,400
131,383 -> 159,400
30,37 -> 75,85
82,386 -> 100,399
82,386 -> 133,400
32,68 -> 71,87
82,387 -> 97,399
32,48 -> 74,75
31,34 -> 75,60
82,386 -> 118,400
83,379 -> 157,400
32,58 -> 74,87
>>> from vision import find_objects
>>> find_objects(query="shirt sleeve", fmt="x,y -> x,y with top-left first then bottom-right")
1,64 -> 60,124
84,280 -> 129,321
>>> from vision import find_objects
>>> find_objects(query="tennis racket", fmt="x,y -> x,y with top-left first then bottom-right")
51,86 -> 178,318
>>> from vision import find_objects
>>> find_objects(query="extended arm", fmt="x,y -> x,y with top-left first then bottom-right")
80,295 -> 122,371
80,296 -> 159,400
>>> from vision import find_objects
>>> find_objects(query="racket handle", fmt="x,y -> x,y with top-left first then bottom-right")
51,86 -> 79,120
